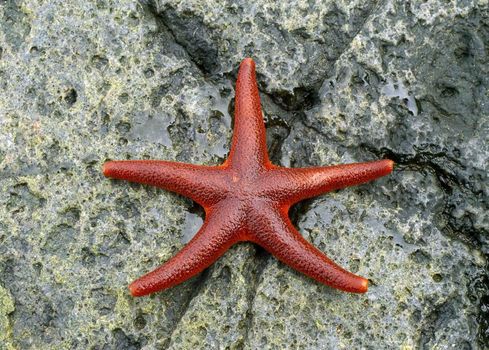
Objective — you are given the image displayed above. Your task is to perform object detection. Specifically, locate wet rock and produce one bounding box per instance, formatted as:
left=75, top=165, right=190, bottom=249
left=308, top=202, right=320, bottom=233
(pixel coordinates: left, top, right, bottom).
left=0, top=0, right=487, bottom=349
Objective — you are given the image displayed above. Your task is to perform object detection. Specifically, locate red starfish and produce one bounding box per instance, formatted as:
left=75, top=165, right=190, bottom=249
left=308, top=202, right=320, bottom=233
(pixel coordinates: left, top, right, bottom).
left=103, top=58, right=394, bottom=297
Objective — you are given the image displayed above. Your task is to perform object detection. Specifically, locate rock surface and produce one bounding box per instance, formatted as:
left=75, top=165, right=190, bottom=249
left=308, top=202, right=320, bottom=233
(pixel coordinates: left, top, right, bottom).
left=0, top=0, right=488, bottom=349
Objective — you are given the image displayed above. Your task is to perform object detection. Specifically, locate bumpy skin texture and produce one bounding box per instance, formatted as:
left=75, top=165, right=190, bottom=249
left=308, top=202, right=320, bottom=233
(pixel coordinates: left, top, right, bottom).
left=103, top=58, right=394, bottom=297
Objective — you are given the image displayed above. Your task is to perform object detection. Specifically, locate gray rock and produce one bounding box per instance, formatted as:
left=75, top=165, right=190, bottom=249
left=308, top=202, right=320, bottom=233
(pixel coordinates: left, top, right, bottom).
left=0, top=0, right=487, bottom=349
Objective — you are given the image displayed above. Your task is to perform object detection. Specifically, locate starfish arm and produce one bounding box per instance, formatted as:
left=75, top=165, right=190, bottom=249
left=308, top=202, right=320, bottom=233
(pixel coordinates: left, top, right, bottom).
left=226, top=58, right=270, bottom=171
left=129, top=202, right=244, bottom=296
left=103, top=160, right=228, bottom=207
left=251, top=207, right=368, bottom=293
left=260, top=159, right=394, bottom=204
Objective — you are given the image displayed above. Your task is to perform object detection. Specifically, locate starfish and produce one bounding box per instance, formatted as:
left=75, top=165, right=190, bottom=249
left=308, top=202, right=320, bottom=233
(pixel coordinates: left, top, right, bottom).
left=103, top=58, right=394, bottom=297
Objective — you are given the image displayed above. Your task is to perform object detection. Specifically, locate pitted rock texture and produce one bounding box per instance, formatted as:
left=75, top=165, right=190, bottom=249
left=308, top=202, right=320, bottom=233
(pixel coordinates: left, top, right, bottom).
left=0, top=0, right=487, bottom=349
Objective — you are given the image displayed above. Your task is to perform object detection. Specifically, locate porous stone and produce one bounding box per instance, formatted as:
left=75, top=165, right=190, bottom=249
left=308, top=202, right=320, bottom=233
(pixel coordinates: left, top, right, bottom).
left=0, top=0, right=487, bottom=349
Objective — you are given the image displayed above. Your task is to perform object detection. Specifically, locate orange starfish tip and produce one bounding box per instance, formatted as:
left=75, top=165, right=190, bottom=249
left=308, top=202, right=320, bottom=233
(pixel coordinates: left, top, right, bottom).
left=128, top=282, right=143, bottom=297
left=241, top=57, right=255, bottom=67
left=102, top=162, right=110, bottom=177
left=102, top=161, right=120, bottom=177
left=358, top=278, right=369, bottom=293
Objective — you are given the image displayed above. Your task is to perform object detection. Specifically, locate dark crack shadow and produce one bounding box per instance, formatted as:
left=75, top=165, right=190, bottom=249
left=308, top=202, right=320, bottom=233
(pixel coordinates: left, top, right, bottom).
left=365, top=145, right=487, bottom=250
left=160, top=268, right=211, bottom=349
left=143, top=0, right=219, bottom=76
left=365, top=145, right=489, bottom=347
left=239, top=247, right=270, bottom=349
left=333, top=0, right=383, bottom=66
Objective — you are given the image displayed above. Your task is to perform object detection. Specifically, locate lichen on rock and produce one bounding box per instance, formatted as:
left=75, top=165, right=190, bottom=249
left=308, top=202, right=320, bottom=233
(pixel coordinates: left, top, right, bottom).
left=0, top=0, right=487, bottom=349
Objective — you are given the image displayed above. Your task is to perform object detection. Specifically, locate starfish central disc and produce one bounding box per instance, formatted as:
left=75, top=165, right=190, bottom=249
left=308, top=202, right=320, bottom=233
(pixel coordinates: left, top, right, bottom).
left=103, top=58, right=394, bottom=297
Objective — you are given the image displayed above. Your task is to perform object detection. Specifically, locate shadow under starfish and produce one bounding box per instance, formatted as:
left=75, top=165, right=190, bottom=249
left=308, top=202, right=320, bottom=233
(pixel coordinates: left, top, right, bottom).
left=103, top=58, right=394, bottom=297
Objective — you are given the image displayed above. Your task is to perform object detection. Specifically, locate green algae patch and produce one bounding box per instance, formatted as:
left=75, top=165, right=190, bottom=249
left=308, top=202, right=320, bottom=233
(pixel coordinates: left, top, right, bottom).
left=0, top=285, right=15, bottom=350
